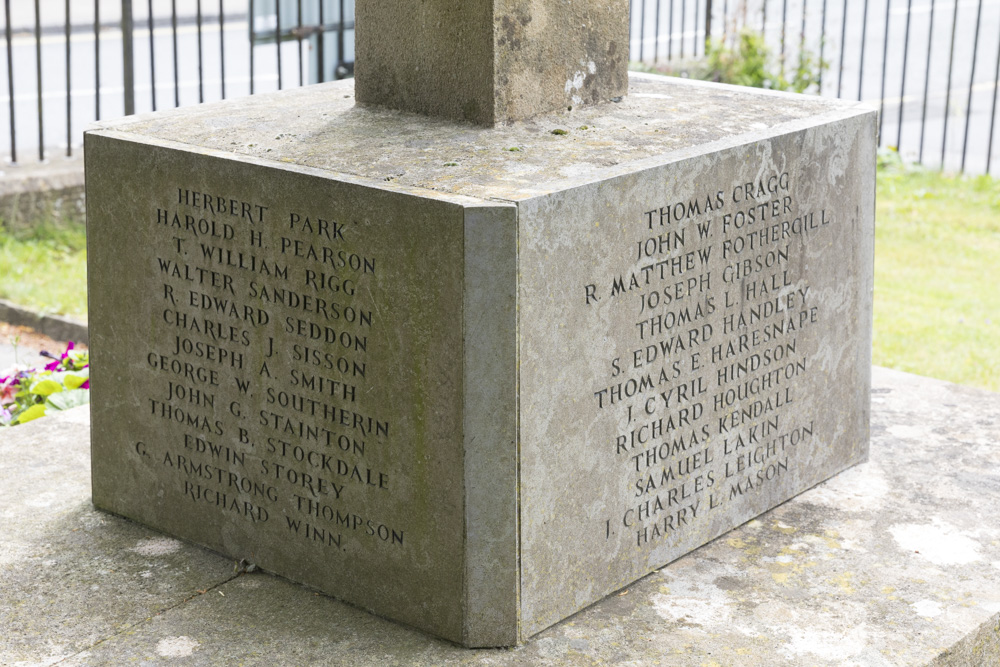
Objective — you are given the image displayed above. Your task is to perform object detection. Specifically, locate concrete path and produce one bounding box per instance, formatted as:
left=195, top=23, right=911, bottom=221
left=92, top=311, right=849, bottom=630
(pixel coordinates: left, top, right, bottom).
left=2, top=367, right=999, bottom=665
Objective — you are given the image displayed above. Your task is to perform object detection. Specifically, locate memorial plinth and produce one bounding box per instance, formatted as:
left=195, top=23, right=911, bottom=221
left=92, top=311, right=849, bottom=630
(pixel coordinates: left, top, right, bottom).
left=86, top=72, right=876, bottom=646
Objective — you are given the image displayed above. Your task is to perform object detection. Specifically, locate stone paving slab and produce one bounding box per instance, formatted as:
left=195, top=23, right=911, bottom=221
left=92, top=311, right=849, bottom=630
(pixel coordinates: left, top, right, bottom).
left=2, top=366, right=999, bottom=666
left=0, top=407, right=238, bottom=667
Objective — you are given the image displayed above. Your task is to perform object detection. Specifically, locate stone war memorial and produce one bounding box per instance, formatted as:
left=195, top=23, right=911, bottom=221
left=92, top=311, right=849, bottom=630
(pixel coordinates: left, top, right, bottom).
left=85, top=1, right=875, bottom=648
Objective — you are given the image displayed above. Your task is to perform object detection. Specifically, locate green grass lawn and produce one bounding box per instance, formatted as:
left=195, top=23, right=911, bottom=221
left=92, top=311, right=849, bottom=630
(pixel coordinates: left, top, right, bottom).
left=874, top=164, right=1000, bottom=391
left=0, top=221, right=88, bottom=321
left=1, top=167, right=998, bottom=390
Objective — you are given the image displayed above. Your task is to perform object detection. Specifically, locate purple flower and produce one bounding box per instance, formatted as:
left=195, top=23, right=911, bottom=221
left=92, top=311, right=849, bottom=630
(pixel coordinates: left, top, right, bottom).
left=42, top=342, right=81, bottom=371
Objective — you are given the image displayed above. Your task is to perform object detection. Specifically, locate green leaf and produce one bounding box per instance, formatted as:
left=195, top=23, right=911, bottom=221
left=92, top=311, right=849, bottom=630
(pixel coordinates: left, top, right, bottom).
left=65, top=351, right=89, bottom=370
left=14, top=404, right=46, bottom=424
left=64, top=369, right=90, bottom=390
left=46, top=389, right=90, bottom=411
left=30, top=379, right=64, bottom=397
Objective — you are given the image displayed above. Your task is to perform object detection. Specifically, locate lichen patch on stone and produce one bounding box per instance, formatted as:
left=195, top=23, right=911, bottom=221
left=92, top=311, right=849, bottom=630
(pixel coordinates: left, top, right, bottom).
left=780, top=626, right=869, bottom=661
left=911, top=599, right=944, bottom=618
left=155, top=636, right=200, bottom=657
left=130, top=537, right=183, bottom=557
left=886, top=424, right=925, bottom=439
left=889, top=522, right=982, bottom=565
left=652, top=591, right=734, bottom=628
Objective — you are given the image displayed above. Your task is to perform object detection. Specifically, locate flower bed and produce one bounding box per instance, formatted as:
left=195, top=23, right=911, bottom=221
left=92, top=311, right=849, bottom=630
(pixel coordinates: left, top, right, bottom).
left=0, top=342, right=89, bottom=426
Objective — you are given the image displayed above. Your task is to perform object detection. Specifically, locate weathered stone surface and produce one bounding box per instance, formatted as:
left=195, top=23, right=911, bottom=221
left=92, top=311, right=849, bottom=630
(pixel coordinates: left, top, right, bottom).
left=4, top=369, right=1000, bottom=665
left=0, top=406, right=237, bottom=666
left=86, top=140, right=508, bottom=644
left=98, top=75, right=854, bottom=200
left=354, top=0, right=628, bottom=125
left=86, top=73, right=875, bottom=645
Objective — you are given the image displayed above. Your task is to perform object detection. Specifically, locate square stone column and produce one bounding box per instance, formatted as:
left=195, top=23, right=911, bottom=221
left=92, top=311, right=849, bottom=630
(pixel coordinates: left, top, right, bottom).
left=354, top=0, right=629, bottom=125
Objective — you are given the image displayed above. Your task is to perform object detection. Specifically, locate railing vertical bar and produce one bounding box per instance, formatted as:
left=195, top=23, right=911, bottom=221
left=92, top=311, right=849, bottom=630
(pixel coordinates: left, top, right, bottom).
left=878, top=0, right=892, bottom=141
left=780, top=0, right=787, bottom=74
left=65, top=0, right=71, bottom=156
left=722, top=0, right=728, bottom=39
left=34, top=0, right=43, bottom=161
left=296, top=0, right=303, bottom=85
left=639, top=0, right=646, bottom=62
left=219, top=0, right=226, bottom=99
left=680, top=0, right=686, bottom=59
left=857, top=0, right=870, bottom=101
left=705, top=0, right=712, bottom=50
left=95, top=0, right=101, bottom=119
left=667, top=0, right=673, bottom=61
left=960, top=0, right=984, bottom=172
left=837, top=0, right=847, bottom=97
left=336, top=0, right=345, bottom=78
left=148, top=0, right=156, bottom=110
left=695, top=0, right=701, bottom=56
left=5, top=0, right=14, bottom=164
left=171, top=0, right=179, bottom=106
left=275, top=0, right=282, bottom=89
left=316, top=0, right=324, bottom=82
left=941, top=0, right=959, bottom=168
left=654, top=0, right=659, bottom=56
left=196, top=0, right=204, bottom=102
left=762, top=0, right=767, bottom=36
left=818, top=0, right=828, bottom=93
left=798, top=0, right=807, bottom=85
left=986, top=14, right=1000, bottom=174
left=895, top=0, right=912, bottom=150
left=653, top=0, right=661, bottom=62
left=918, top=0, right=934, bottom=163
left=250, top=0, right=257, bottom=93
left=122, top=0, right=135, bottom=116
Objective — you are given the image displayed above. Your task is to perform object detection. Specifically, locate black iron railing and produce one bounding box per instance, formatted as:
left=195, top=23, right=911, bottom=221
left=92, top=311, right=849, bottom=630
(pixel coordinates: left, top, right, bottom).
left=630, top=0, right=1000, bottom=174
left=1, top=0, right=353, bottom=166
left=2, top=1, right=997, bottom=174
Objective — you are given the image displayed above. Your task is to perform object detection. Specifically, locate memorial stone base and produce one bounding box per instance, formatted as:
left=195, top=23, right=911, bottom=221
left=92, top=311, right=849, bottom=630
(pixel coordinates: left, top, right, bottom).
left=86, top=73, right=876, bottom=647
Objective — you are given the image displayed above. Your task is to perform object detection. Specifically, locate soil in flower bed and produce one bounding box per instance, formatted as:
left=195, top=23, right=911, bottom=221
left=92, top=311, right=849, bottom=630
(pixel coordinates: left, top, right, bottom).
left=0, top=322, right=86, bottom=355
